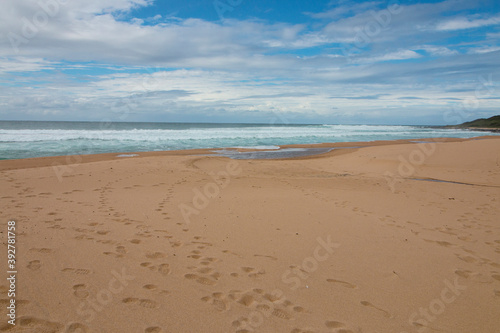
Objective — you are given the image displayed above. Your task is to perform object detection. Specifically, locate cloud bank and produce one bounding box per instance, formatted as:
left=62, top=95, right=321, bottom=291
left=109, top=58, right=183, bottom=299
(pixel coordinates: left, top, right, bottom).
left=0, top=0, right=499, bottom=125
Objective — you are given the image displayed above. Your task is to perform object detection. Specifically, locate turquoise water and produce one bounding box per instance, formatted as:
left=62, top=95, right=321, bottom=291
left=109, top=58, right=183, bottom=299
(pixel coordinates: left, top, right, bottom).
left=0, top=121, right=497, bottom=160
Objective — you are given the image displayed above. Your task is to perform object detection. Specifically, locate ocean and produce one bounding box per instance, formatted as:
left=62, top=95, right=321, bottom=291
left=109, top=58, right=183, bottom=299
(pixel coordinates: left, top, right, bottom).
left=0, top=121, right=498, bottom=160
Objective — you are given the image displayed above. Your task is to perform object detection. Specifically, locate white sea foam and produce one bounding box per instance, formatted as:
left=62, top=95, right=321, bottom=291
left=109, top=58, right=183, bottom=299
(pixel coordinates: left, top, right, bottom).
left=0, top=123, right=497, bottom=160
left=0, top=125, right=476, bottom=143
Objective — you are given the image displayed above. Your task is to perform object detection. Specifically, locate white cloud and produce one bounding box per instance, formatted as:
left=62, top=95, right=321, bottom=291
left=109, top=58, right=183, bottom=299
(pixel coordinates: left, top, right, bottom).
left=419, top=45, right=458, bottom=56
left=0, top=1, right=312, bottom=70
left=0, top=0, right=499, bottom=124
left=355, top=49, right=421, bottom=63
left=0, top=57, right=57, bottom=73
left=468, top=46, right=500, bottom=54
left=436, top=15, right=500, bottom=31
left=307, top=1, right=382, bottom=20
left=486, top=31, right=500, bottom=38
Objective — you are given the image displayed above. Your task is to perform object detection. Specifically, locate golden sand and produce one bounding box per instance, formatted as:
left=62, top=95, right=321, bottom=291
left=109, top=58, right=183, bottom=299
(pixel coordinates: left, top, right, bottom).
left=1, top=137, right=499, bottom=332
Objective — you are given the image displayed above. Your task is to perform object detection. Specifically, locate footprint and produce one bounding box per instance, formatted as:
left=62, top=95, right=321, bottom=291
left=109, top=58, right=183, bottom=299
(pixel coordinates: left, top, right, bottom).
left=0, top=316, right=64, bottom=332
left=184, top=273, right=216, bottom=286
left=184, top=273, right=197, bottom=280
left=291, top=329, right=316, bottom=333
left=116, top=246, right=127, bottom=254
left=122, top=297, right=139, bottom=304
left=73, top=284, right=89, bottom=299
left=122, top=298, right=158, bottom=309
left=293, top=306, right=305, bottom=313
left=423, top=239, right=454, bottom=247
left=326, top=279, right=357, bottom=289
left=201, top=292, right=230, bottom=312
left=455, top=270, right=471, bottom=279
left=29, top=248, right=53, bottom=254
left=272, top=308, right=291, bottom=320
left=263, top=292, right=282, bottom=303
left=248, top=269, right=266, bottom=278
left=62, top=268, right=92, bottom=275
left=197, top=276, right=217, bottom=286
left=205, top=257, right=218, bottom=262
left=146, top=252, right=166, bottom=259
left=0, top=299, right=29, bottom=307
left=237, top=294, right=255, bottom=307
left=325, top=320, right=345, bottom=328
left=143, top=284, right=157, bottom=290
left=27, top=260, right=41, bottom=270
left=197, top=267, right=213, bottom=274
left=257, top=304, right=271, bottom=311
left=456, top=254, right=477, bottom=263
left=66, top=322, right=90, bottom=332
left=158, top=264, right=171, bottom=276
left=254, top=254, right=278, bottom=261
left=232, top=317, right=251, bottom=332
left=103, top=251, right=124, bottom=258
left=139, top=299, right=158, bottom=309
left=492, top=274, right=500, bottom=281
left=145, top=327, right=162, bottom=333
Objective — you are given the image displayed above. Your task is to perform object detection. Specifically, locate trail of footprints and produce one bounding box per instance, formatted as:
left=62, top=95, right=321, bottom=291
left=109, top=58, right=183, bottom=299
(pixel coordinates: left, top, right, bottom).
left=0, top=316, right=90, bottom=333
left=184, top=249, right=221, bottom=286
left=179, top=239, right=366, bottom=332
left=140, top=261, right=171, bottom=276
left=215, top=288, right=303, bottom=326
left=207, top=287, right=358, bottom=333
left=380, top=208, right=500, bottom=299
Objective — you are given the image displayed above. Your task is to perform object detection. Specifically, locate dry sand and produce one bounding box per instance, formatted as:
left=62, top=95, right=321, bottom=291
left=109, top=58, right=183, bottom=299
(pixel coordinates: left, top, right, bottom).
left=1, top=136, right=500, bottom=333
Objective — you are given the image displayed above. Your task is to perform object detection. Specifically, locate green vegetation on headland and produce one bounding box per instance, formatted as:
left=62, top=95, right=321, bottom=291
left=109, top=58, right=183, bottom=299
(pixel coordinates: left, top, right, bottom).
left=446, top=115, right=500, bottom=132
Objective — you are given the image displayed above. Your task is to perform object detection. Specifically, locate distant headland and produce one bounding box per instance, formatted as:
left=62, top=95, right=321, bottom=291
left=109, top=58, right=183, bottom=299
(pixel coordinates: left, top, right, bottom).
left=447, top=115, right=500, bottom=132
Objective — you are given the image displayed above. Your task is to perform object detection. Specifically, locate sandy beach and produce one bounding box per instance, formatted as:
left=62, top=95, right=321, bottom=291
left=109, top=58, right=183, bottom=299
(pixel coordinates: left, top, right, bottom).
left=1, top=136, right=500, bottom=333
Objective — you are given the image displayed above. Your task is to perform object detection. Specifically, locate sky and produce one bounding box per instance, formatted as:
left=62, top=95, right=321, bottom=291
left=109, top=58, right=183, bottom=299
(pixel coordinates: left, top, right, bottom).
left=0, top=0, right=499, bottom=125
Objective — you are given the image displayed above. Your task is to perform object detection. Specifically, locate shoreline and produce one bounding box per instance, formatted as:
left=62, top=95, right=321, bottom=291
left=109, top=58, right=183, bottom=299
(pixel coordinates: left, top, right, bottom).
left=441, top=127, right=500, bottom=133
left=1, top=135, right=499, bottom=171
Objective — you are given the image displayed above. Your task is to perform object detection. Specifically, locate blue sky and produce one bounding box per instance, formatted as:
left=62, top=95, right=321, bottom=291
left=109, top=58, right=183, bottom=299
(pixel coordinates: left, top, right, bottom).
left=0, top=0, right=499, bottom=125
